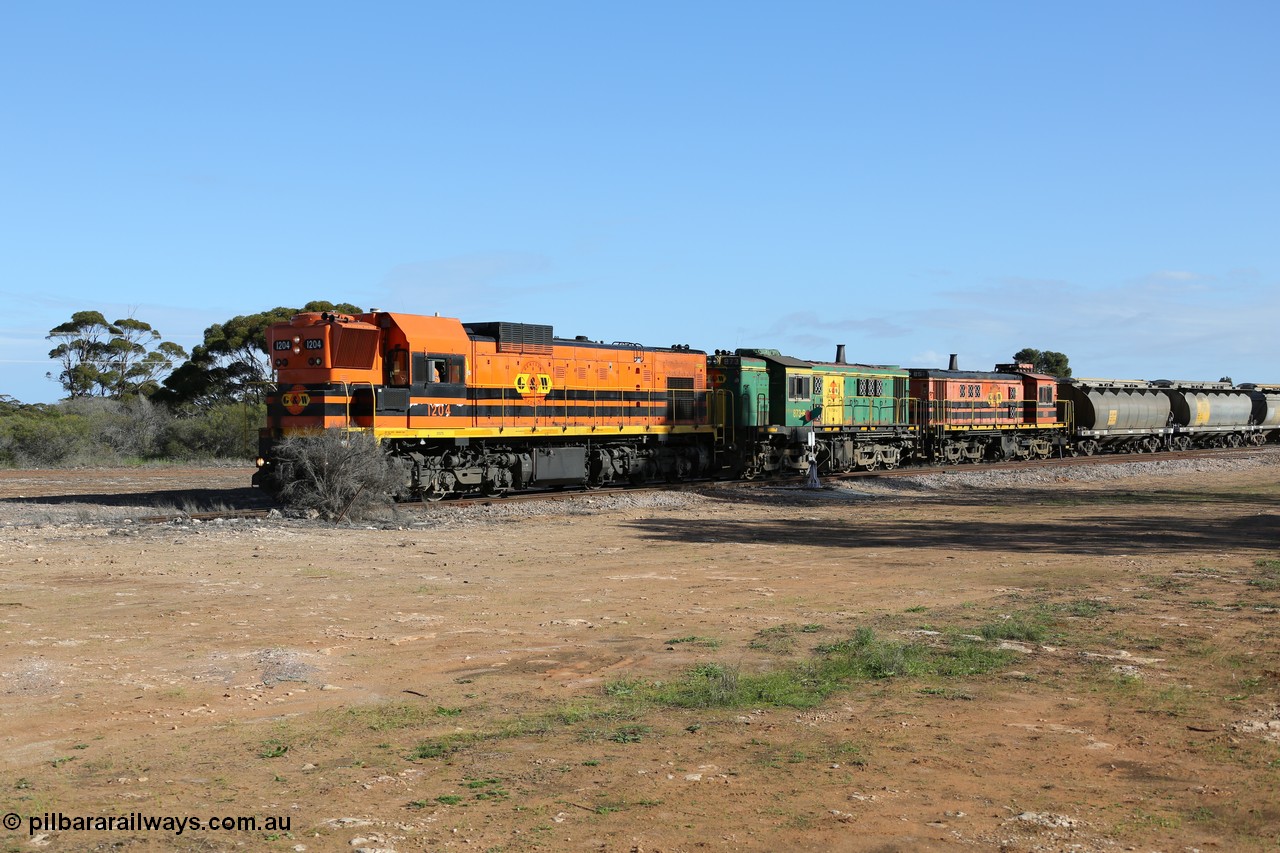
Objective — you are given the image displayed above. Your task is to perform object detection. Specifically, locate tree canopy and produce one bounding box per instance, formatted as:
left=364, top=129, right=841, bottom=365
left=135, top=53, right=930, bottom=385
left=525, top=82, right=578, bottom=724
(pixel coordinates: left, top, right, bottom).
left=46, top=312, right=187, bottom=399
left=154, top=301, right=362, bottom=408
left=1012, top=348, right=1072, bottom=377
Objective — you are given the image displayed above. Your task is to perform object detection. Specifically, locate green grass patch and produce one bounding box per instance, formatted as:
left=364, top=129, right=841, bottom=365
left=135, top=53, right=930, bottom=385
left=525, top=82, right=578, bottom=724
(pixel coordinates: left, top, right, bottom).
left=257, top=739, right=289, bottom=759
left=747, top=623, right=822, bottom=654
left=607, top=724, right=651, bottom=744
left=978, top=614, right=1047, bottom=642
left=401, top=623, right=1019, bottom=761
left=408, top=735, right=471, bottom=760
left=1143, top=574, right=1191, bottom=594
left=649, top=627, right=1014, bottom=710
left=408, top=703, right=632, bottom=761
left=664, top=636, right=722, bottom=649
left=1055, top=599, right=1120, bottom=618
left=603, top=677, right=645, bottom=698
left=332, top=701, right=441, bottom=732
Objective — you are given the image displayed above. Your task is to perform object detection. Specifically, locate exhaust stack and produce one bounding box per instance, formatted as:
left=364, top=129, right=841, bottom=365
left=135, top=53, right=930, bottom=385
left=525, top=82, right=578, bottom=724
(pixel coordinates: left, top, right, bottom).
left=948, top=354, right=959, bottom=371
left=835, top=344, right=846, bottom=364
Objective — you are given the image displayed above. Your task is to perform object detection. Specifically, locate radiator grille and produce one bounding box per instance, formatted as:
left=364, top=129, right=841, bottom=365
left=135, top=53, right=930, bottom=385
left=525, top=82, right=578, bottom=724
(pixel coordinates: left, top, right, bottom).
left=332, top=327, right=379, bottom=369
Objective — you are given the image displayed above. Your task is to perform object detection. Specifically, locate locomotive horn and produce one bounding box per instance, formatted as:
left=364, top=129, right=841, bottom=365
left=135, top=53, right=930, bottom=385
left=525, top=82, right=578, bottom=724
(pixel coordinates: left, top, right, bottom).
left=948, top=354, right=959, bottom=370
left=835, top=344, right=846, bottom=364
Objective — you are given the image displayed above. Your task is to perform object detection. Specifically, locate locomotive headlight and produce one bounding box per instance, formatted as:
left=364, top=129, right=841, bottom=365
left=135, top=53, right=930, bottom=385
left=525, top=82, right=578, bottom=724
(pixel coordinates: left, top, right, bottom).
left=293, top=346, right=301, bottom=354
left=255, top=457, right=265, bottom=467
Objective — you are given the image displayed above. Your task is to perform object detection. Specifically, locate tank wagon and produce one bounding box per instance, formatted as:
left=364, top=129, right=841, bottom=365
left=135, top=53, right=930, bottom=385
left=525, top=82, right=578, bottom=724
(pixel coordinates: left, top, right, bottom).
left=254, top=310, right=713, bottom=499
left=708, top=345, right=916, bottom=477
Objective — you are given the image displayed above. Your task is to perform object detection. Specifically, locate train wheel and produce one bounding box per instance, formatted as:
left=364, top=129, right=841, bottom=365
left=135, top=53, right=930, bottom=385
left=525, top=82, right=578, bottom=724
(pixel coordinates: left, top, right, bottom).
left=1079, top=440, right=1097, bottom=456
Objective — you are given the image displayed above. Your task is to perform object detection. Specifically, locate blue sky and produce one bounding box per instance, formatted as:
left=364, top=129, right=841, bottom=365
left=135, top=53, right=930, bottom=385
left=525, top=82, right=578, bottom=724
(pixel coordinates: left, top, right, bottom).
left=3, top=1, right=1277, bottom=403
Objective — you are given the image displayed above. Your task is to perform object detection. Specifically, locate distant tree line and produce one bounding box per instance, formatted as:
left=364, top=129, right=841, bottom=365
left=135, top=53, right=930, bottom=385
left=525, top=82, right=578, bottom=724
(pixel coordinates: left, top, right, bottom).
left=1, top=301, right=360, bottom=467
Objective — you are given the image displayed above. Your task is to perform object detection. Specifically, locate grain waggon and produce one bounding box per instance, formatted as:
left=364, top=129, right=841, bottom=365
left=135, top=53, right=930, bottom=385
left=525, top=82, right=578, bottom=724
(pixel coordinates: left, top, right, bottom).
left=1059, top=378, right=1269, bottom=454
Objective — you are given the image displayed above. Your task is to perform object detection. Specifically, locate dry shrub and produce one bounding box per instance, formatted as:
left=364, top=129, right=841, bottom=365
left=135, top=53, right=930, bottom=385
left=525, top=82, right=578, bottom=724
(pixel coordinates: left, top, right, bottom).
left=272, top=430, right=404, bottom=521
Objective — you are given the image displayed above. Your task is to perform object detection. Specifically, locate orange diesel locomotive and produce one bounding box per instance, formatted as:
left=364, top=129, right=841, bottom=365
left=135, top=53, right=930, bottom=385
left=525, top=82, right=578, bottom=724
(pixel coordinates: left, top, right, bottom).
left=255, top=310, right=713, bottom=499
left=908, top=359, right=1065, bottom=463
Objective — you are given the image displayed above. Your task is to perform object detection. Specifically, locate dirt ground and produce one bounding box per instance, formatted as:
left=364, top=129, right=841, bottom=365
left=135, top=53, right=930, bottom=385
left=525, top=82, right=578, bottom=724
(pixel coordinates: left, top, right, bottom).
left=1, top=454, right=1279, bottom=852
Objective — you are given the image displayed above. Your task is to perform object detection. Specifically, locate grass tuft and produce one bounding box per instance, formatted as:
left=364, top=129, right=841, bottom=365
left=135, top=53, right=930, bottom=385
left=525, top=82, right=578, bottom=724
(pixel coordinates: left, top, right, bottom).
left=979, top=615, right=1047, bottom=642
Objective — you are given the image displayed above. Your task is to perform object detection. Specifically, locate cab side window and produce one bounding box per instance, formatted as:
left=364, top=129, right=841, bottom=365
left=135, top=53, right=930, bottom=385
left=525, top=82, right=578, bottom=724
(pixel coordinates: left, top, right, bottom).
left=412, top=353, right=465, bottom=387
left=386, top=349, right=409, bottom=386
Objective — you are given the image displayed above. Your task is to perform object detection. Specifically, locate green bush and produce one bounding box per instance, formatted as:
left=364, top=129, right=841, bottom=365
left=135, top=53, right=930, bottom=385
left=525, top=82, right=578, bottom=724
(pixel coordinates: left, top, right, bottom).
left=0, top=404, right=95, bottom=466
left=163, top=402, right=263, bottom=459
left=0, top=398, right=262, bottom=466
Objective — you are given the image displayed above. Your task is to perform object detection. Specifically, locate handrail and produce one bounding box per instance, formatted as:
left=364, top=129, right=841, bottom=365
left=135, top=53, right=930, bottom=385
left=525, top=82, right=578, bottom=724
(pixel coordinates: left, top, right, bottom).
left=341, top=380, right=376, bottom=435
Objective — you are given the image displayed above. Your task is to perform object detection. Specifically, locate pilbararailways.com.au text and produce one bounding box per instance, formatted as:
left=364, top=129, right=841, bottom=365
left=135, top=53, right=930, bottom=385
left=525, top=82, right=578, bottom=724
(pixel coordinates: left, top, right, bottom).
left=7, top=811, right=291, bottom=836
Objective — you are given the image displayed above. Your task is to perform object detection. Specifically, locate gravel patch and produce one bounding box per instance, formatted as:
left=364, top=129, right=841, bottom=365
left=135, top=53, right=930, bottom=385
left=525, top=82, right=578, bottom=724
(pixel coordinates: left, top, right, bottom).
left=837, top=450, right=1279, bottom=494
left=402, top=489, right=709, bottom=529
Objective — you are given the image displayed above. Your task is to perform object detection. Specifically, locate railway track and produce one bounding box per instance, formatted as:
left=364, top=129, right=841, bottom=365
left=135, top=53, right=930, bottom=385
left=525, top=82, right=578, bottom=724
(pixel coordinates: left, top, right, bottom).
left=135, top=445, right=1275, bottom=524
left=777, top=444, right=1265, bottom=483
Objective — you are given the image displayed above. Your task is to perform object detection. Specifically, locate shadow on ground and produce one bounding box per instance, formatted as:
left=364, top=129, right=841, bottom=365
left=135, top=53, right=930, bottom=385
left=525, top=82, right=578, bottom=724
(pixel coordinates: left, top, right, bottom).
left=0, top=487, right=272, bottom=511
left=635, top=489, right=1280, bottom=555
